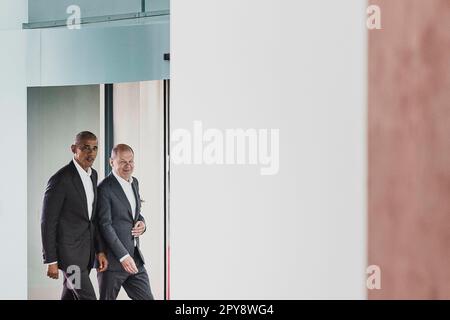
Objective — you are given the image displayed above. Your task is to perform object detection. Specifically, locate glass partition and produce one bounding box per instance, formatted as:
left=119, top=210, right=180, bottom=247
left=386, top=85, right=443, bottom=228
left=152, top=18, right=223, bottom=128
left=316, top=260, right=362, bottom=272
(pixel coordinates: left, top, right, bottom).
left=145, top=0, right=169, bottom=12
left=28, top=0, right=143, bottom=23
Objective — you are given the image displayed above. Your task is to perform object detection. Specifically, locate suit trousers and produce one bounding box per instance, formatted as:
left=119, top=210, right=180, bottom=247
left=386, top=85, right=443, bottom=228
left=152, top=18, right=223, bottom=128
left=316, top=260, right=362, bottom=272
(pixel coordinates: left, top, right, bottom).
left=61, top=269, right=96, bottom=300
left=97, top=249, right=154, bottom=300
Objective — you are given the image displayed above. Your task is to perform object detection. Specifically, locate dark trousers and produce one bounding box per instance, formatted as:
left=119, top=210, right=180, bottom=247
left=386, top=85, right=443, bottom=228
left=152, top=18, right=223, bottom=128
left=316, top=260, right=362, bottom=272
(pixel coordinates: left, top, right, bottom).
left=61, top=269, right=96, bottom=300
left=98, top=250, right=154, bottom=300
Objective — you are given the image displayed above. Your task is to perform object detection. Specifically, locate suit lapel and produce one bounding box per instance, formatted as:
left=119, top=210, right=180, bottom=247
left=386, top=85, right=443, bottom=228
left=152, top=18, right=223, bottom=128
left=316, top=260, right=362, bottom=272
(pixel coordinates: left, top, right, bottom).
left=109, top=174, right=134, bottom=221
left=70, top=161, right=89, bottom=220
left=90, top=171, right=98, bottom=220
left=131, top=180, right=140, bottom=224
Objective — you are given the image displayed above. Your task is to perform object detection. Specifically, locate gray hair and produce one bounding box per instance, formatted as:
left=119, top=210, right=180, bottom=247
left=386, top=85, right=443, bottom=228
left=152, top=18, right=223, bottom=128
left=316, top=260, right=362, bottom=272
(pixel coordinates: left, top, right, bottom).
left=110, top=144, right=134, bottom=159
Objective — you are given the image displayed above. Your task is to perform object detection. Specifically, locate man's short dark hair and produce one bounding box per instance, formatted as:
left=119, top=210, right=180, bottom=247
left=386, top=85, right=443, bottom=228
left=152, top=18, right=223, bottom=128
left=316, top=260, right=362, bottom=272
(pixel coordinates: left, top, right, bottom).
left=74, top=131, right=97, bottom=145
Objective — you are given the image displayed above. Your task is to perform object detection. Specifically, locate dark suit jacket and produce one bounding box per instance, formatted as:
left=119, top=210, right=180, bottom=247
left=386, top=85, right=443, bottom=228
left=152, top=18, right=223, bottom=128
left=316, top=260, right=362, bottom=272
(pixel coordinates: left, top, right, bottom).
left=41, top=161, right=105, bottom=271
left=97, top=173, right=146, bottom=272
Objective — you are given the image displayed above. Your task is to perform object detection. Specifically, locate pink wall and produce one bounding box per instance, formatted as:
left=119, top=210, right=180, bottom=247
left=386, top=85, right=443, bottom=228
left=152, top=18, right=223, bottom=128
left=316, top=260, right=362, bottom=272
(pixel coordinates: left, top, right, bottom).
left=369, top=0, right=450, bottom=299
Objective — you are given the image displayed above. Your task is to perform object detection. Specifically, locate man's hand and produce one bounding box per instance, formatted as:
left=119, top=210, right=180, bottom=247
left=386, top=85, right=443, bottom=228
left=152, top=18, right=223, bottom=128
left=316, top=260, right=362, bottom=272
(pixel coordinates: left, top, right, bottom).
left=96, top=252, right=108, bottom=272
left=121, top=256, right=138, bottom=274
left=47, top=263, right=59, bottom=279
left=132, top=221, right=146, bottom=237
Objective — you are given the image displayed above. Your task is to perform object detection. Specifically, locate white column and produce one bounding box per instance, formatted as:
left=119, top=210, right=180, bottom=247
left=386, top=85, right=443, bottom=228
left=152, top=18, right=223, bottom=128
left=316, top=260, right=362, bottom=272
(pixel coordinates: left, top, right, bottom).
left=0, top=0, right=28, bottom=299
left=170, top=0, right=367, bottom=299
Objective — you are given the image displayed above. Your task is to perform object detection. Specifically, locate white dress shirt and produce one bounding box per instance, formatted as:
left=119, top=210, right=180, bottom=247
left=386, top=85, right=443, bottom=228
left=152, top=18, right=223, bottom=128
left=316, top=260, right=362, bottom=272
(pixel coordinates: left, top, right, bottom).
left=112, top=170, right=138, bottom=262
left=73, top=158, right=95, bottom=221
left=46, top=158, right=95, bottom=266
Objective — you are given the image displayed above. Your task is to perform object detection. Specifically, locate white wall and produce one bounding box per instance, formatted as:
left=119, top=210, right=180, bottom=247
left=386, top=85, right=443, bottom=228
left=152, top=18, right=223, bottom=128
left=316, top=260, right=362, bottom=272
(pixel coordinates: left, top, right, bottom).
left=170, top=0, right=367, bottom=299
left=0, top=0, right=28, bottom=300
left=113, top=81, right=165, bottom=299
left=27, top=85, right=101, bottom=299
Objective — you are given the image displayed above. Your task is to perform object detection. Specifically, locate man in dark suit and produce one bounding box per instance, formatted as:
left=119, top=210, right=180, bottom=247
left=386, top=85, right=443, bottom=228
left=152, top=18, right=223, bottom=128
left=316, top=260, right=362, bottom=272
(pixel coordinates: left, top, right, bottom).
left=97, top=144, right=153, bottom=300
left=41, top=131, right=108, bottom=300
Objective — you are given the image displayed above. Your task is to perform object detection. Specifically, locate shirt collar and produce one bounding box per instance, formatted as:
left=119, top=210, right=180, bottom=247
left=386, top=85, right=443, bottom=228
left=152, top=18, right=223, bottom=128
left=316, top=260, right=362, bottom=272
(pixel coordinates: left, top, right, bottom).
left=73, top=157, right=92, bottom=177
left=112, top=169, right=133, bottom=185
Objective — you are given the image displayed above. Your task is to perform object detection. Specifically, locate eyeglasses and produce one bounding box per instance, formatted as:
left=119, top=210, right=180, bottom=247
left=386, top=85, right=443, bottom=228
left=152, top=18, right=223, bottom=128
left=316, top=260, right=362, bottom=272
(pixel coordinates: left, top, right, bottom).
left=77, top=145, right=98, bottom=153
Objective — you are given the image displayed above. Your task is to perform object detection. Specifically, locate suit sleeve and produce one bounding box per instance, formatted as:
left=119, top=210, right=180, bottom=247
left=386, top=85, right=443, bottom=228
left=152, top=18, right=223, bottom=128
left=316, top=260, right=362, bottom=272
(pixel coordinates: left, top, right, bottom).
left=41, top=174, right=65, bottom=264
left=92, top=171, right=107, bottom=255
left=97, top=185, right=129, bottom=261
left=94, top=224, right=106, bottom=254
left=138, top=213, right=146, bottom=234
